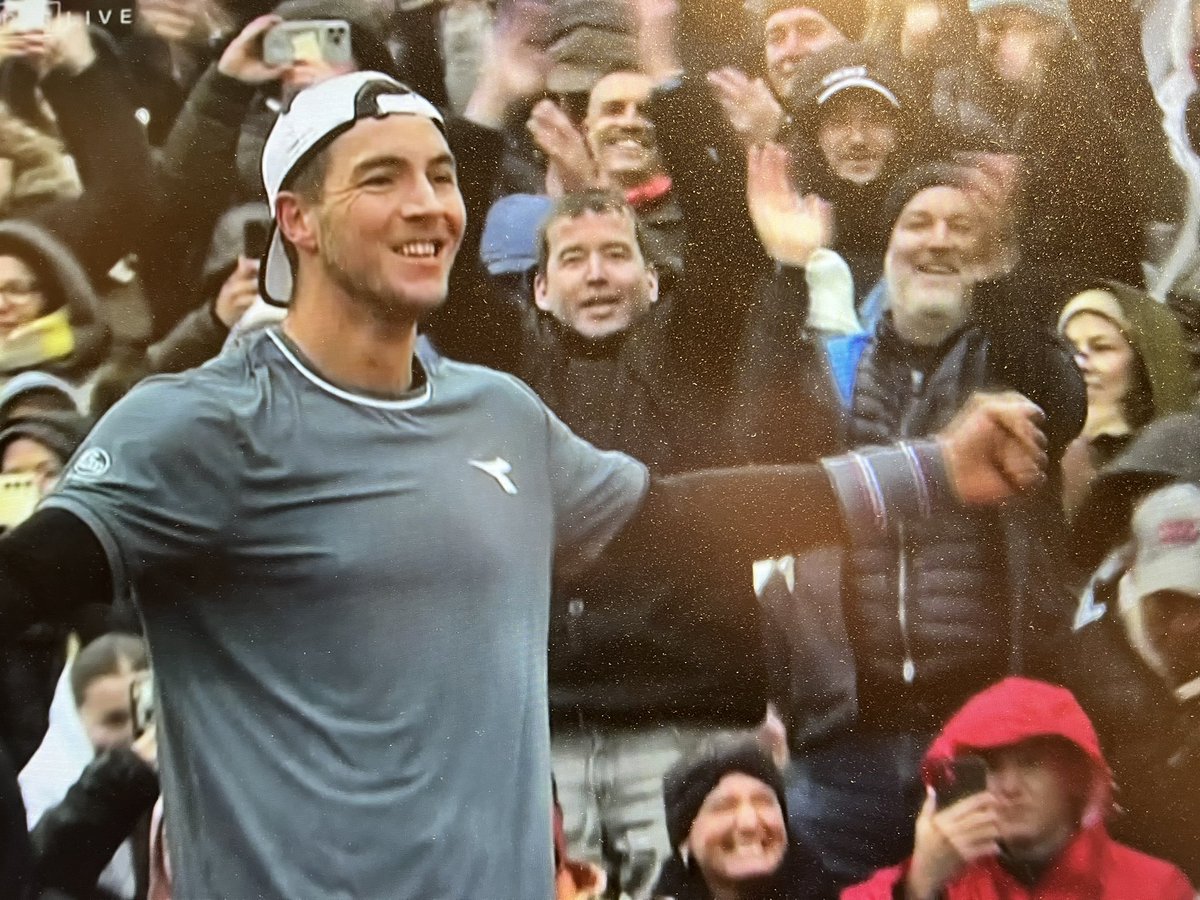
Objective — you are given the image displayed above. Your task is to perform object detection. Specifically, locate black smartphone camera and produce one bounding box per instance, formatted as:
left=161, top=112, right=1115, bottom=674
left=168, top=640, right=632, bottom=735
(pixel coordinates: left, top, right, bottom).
left=933, top=754, right=989, bottom=810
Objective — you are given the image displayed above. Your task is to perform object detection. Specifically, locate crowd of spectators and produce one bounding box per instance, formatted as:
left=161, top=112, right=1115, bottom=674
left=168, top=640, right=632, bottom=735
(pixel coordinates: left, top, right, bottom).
left=0, top=0, right=1195, bottom=897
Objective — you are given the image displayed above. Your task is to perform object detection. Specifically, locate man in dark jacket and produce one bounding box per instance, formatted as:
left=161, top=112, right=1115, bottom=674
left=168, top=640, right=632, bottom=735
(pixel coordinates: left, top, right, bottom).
left=431, top=40, right=796, bottom=892
left=772, top=161, right=1086, bottom=886
left=1065, top=409, right=1200, bottom=884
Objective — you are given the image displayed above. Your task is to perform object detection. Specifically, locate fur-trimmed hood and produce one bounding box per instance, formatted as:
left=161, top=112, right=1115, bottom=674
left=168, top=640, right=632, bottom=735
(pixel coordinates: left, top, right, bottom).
left=0, top=218, right=108, bottom=380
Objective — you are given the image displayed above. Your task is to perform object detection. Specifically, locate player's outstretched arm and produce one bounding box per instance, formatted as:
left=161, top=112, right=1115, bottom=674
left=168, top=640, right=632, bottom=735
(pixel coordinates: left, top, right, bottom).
left=0, top=508, right=112, bottom=635
left=607, top=392, right=1047, bottom=567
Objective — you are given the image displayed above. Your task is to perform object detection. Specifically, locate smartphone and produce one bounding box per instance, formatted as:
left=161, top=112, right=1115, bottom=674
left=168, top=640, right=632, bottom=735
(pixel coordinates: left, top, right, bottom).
left=243, top=219, right=271, bottom=262
left=934, top=755, right=989, bottom=809
left=129, top=670, right=154, bottom=739
left=263, top=20, right=352, bottom=67
left=0, top=473, right=38, bottom=529
left=4, top=0, right=52, bottom=33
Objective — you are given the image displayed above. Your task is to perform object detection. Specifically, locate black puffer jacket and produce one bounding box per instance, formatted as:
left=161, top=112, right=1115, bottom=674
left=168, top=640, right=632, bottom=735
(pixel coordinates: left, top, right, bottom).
left=773, top=276, right=1086, bottom=738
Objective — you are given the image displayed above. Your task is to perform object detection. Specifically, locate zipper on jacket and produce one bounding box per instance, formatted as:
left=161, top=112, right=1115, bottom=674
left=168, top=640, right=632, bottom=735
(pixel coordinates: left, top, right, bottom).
left=896, top=368, right=924, bottom=685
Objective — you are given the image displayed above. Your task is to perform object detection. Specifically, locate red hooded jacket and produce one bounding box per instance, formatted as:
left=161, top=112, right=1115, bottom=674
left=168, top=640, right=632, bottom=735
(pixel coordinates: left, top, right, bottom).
left=843, top=678, right=1194, bottom=900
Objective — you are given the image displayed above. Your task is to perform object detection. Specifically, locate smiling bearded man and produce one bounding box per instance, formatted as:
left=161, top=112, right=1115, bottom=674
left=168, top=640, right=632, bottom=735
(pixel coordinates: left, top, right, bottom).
left=774, top=160, right=1087, bottom=886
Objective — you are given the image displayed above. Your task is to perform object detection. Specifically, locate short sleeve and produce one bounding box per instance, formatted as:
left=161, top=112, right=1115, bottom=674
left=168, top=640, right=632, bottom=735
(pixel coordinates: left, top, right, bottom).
left=41, top=376, right=241, bottom=599
left=542, top=402, right=649, bottom=575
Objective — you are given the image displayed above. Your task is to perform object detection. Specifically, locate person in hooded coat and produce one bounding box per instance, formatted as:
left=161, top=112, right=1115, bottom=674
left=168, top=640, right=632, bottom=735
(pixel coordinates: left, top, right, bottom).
left=784, top=43, right=932, bottom=309
left=1062, top=407, right=1200, bottom=884
left=1057, top=282, right=1195, bottom=516
left=844, top=677, right=1193, bottom=900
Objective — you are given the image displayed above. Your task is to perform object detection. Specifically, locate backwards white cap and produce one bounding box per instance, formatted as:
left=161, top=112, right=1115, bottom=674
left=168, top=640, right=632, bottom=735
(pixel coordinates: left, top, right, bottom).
left=258, top=71, right=445, bottom=306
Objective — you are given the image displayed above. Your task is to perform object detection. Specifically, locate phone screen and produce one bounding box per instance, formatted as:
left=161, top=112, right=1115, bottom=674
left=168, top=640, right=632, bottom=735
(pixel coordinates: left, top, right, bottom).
left=0, top=473, right=39, bottom=529
left=6, top=0, right=51, bottom=32
left=243, top=220, right=271, bottom=261
left=934, top=755, right=989, bottom=809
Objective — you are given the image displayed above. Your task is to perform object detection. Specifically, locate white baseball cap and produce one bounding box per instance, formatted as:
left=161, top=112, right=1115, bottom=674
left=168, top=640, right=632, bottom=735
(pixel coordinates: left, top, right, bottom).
left=1118, top=483, right=1200, bottom=676
left=259, top=71, right=446, bottom=306
left=1121, top=483, right=1200, bottom=604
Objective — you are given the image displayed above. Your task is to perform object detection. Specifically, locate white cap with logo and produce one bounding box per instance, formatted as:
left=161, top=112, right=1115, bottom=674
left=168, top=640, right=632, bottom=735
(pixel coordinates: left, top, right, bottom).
left=258, top=71, right=445, bottom=306
left=1118, top=482, right=1200, bottom=676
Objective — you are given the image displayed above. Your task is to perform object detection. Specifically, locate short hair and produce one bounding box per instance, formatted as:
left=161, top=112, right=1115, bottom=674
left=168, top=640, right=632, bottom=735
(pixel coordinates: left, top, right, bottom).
left=70, top=632, right=148, bottom=708
left=284, top=145, right=331, bottom=205
left=277, top=146, right=331, bottom=275
left=535, top=190, right=649, bottom=275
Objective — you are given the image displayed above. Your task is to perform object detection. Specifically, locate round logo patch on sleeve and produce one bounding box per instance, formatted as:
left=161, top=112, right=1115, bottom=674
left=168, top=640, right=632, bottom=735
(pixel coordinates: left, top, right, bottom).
left=70, top=448, right=112, bottom=482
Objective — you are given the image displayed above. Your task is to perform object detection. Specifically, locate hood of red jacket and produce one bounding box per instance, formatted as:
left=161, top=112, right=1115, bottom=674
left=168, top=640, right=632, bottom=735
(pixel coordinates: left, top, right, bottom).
left=922, top=677, right=1113, bottom=823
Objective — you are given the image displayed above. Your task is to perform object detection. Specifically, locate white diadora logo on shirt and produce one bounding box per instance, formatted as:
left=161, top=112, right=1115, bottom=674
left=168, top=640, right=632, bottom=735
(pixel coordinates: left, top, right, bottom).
left=70, top=448, right=112, bottom=481
left=469, top=457, right=517, bottom=495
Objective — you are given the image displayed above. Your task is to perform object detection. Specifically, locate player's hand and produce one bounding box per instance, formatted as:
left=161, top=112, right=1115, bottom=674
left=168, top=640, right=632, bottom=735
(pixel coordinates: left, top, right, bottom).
left=706, top=67, right=784, bottom=148
left=214, top=256, right=261, bottom=328
left=218, top=14, right=287, bottom=84
left=937, top=392, right=1047, bottom=505
left=747, top=142, right=832, bottom=267
left=906, top=788, right=1000, bottom=900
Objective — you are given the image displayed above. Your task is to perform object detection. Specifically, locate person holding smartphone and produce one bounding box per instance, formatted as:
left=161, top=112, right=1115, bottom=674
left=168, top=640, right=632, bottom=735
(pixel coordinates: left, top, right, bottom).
left=26, top=633, right=157, bottom=900
left=844, top=677, right=1193, bottom=900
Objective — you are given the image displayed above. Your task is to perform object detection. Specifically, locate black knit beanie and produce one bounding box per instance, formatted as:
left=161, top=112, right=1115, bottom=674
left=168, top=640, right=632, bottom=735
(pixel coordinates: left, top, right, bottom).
left=662, top=738, right=787, bottom=853
left=745, top=0, right=867, bottom=42
left=881, top=161, right=969, bottom=238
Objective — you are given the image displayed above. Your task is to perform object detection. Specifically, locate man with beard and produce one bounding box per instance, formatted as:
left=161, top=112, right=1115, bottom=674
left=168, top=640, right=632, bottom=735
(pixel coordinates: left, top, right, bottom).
left=0, top=71, right=1050, bottom=898
left=769, top=162, right=1086, bottom=886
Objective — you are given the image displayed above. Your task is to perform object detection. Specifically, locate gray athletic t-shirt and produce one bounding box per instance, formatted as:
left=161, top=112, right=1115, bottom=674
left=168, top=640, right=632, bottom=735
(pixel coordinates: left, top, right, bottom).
left=45, top=330, right=649, bottom=899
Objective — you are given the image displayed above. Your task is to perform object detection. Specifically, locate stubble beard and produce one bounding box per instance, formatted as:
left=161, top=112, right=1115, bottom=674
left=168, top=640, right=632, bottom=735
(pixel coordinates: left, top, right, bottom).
left=318, top=216, right=446, bottom=329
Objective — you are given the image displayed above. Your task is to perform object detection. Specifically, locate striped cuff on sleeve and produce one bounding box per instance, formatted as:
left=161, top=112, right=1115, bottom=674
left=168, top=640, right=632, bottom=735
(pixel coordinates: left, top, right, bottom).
left=821, top=440, right=953, bottom=539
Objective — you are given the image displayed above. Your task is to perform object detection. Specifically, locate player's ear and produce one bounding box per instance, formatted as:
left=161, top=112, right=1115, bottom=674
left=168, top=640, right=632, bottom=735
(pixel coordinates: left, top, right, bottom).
left=276, top=192, right=319, bottom=255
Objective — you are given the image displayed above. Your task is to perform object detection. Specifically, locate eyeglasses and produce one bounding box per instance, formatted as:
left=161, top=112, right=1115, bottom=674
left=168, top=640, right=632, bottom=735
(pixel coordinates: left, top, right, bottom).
left=0, top=282, right=41, bottom=305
